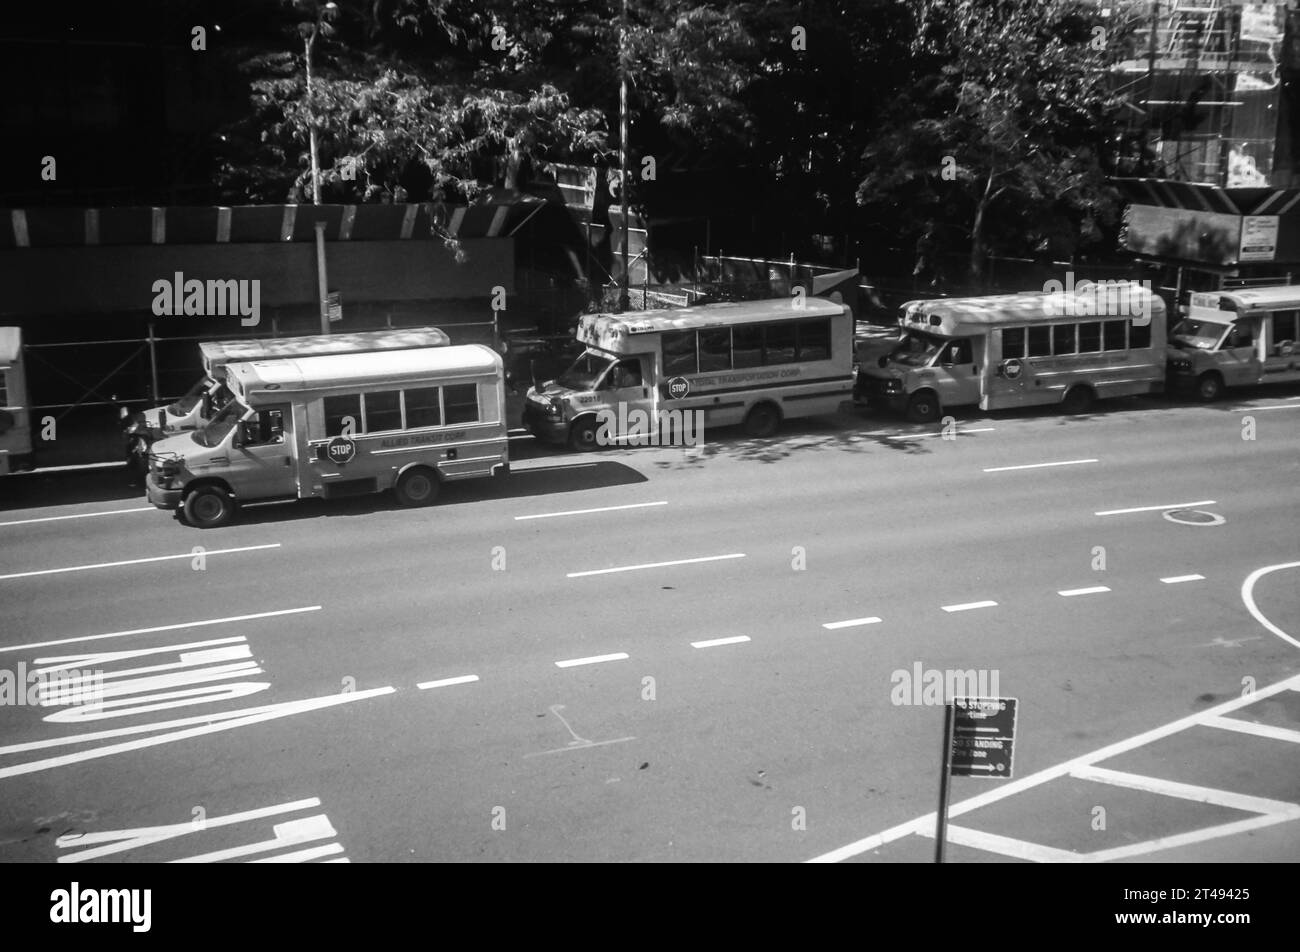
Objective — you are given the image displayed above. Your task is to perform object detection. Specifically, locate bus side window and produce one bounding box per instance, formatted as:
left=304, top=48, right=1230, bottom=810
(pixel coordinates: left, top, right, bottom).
left=1226, top=322, right=1254, bottom=350
left=1027, top=326, right=1051, bottom=357
left=1002, top=327, right=1025, bottom=359
left=609, top=360, right=643, bottom=390
left=1130, top=321, right=1151, bottom=349
left=1270, top=310, right=1297, bottom=353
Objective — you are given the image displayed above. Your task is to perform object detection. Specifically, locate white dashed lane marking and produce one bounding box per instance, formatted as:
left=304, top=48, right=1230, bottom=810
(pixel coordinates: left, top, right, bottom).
left=416, top=675, right=479, bottom=690
left=822, top=617, right=882, bottom=630
left=516, top=501, right=667, bottom=521
left=567, top=553, right=745, bottom=578
left=0, top=544, right=282, bottom=581
left=941, top=600, right=998, bottom=613
left=690, top=636, right=750, bottom=649
left=0, top=507, right=154, bottom=528
left=1161, top=574, right=1205, bottom=584
left=1058, top=586, right=1111, bottom=597
left=554, top=653, right=629, bottom=668
left=1095, top=500, right=1215, bottom=516
left=983, top=458, right=1097, bottom=473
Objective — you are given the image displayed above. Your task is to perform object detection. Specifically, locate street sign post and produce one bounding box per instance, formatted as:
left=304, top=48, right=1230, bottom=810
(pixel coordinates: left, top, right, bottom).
left=935, top=696, right=1018, bottom=863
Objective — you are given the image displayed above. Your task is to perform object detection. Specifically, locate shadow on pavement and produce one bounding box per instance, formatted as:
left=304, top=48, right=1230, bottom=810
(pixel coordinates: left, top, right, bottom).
left=1, top=464, right=142, bottom=513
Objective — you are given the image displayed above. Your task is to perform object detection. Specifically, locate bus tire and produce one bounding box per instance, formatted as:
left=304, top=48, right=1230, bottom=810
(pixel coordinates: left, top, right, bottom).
left=183, top=484, right=237, bottom=529
left=1061, top=385, right=1094, bottom=415
left=1195, top=372, right=1223, bottom=402
left=743, top=402, right=781, bottom=438
left=394, top=466, right=440, bottom=507
left=568, top=416, right=600, bottom=451
left=905, top=390, right=940, bottom=424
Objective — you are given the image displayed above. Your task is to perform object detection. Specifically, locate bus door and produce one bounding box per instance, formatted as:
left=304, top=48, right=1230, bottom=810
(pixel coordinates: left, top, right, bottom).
left=601, top=355, right=656, bottom=441
left=933, top=337, right=981, bottom=409
left=231, top=405, right=296, bottom=500
left=1263, top=310, right=1300, bottom=381
left=1220, top=318, right=1263, bottom=386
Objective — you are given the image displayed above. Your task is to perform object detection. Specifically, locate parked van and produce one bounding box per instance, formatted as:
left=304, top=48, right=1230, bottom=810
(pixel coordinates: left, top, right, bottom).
left=1168, top=286, right=1300, bottom=400
left=523, top=297, right=853, bottom=448
left=125, top=327, right=452, bottom=471
left=0, top=327, right=33, bottom=475
left=858, top=283, right=1167, bottom=421
left=145, top=345, right=508, bottom=528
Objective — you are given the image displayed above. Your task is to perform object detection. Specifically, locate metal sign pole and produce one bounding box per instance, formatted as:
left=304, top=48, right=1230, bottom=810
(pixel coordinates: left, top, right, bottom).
left=935, top=702, right=955, bottom=863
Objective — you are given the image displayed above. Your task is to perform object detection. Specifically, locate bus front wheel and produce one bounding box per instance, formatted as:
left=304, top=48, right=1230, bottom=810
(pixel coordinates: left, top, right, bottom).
left=394, top=467, right=440, bottom=507
left=1195, top=372, right=1223, bottom=402
left=183, top=485, right=237, bottom=529
left=569, top=418, right=600, bottom=451
left=743, top=403, right=781, bottom=438
left=905, top=391, right=940, bottom=424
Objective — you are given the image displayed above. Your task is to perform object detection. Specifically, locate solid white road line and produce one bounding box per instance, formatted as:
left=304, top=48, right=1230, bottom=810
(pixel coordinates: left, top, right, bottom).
left=1242, top=561, right=1300, bottom=651
left=1161, top=574, right=1205, bottom=584
left=919, top=826, right=1080, bottom=863
left=554, top=652, right=629, bottom=668
left=983, top=458, right=1097, bottom=473
left=822, top=617, right=882, bottom=630
left=0, top=507, right=154, bottom=528
left=416, top=675, right=480, bottom=690
left=249, top=843, right=346, bottom=863
left=0, top=543, right=281, bottom=582
left=1058, top=586, right=1111, bottom=597
left=1249, top=403, right=1300, bottom=411
left=1095, top=500, right=1215, bottom=516
left=941, top=600, right=998, bottom=613
left=1071, top=764, right=1298, bottom=816
left=1201, top=715, right=1300, bottom=745
left=516, top=501, right=667, bottom=520
left=690, top=635, right=750, bottom=648
left=890, top=427, right=997, bottom=440
left=805, top=671, right=1300, bottom=863
left=0, top=605, right=322, bottom=654
left=567, top=553, right=745, bottom=578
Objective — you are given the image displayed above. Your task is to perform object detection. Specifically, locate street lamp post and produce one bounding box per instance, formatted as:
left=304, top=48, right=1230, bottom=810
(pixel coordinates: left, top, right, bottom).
left=301, top=1, right=337, bottom=206
left=617, top=0, right=630, bottom=313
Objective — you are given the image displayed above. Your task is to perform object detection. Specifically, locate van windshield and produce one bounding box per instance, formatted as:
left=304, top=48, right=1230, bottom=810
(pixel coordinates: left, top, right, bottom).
left=557, top=352, right=614, bottom=390
left=890, top=332, right=947, bottom=368
left=1171, top=318, right=1228, bottom=351
left=168, top=376, right=216, bottom=415
left=193, top=399, right=247, bottom=448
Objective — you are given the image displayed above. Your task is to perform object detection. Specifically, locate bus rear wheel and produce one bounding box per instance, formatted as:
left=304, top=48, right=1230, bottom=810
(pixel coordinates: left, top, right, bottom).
left=183, top=485, right=237, bottom=529
left=743, top=403, right=780, bottom=438
left=394, top=467, right=440, bottom=507
left=905, top=391, right=940, bottom=424
left=1061, top=385, right=1094, bottom=415
left=1195, top=372, right=1223, bottom=402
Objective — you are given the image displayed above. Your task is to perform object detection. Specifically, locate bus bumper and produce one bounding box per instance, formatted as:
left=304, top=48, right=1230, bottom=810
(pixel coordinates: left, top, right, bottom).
left=522, top=403, right=567, bottom=445
left=146, top=473, right=184, bottom=511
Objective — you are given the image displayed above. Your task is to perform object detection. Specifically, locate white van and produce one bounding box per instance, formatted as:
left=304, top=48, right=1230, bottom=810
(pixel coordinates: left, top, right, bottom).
left=0, top=327, right=32, bottom=475
left=145, top=345, right=508, bottom=527
left=523, top=298, right=853, bottom=448
left=858, top=283, right=1167, bottom=421
left=125, top=327, right=452, bottom=471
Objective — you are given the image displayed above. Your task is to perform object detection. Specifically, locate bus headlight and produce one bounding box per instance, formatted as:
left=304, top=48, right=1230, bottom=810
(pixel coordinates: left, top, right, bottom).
left=883, top=378, right=903, bottom=394
left=1170, top=358, right=1192, bottom=373
left=547, top=397, right=565, bottom=418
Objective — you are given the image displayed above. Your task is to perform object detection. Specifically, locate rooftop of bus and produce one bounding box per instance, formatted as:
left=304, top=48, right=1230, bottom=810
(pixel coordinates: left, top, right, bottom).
left=584, top=297, right=845, bottom=335
left=900, top=284, right=1164, bottom=328
left=1199, top=285, right=1300, bottom=313
left=225, top=343, right=500, bottom=394
left=200, top=326, right=452, bottom=366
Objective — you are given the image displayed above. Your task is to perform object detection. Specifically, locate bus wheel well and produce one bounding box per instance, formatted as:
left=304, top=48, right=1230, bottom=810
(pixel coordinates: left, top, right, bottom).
left=743, top=401, right=782, bottom=437
left=185, top=477, right=234, bottom=498
left=1061, top=384, right=1094, bottom=414
left=395, top=461, right=441, bottom=482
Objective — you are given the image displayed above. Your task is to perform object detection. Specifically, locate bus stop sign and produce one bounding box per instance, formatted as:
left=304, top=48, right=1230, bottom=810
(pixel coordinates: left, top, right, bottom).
left=667, top=376, right=690, bottom=399
left=950, top=696, right=1017, bottom=779
left=326, top=436, right=356, bottom=465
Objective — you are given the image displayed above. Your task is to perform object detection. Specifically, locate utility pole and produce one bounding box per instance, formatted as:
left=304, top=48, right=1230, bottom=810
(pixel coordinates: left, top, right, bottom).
left=618, top=0, right=630, bottom=312
left=301, top=2, right=337, bottom=206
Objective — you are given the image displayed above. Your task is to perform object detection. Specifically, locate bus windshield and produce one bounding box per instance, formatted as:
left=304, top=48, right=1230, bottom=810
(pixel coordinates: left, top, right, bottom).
left=557, top=352, right=615, bottom=390
left=890, top=332, right=948, bottom=367
left=168, top=376, right=217, bottom=415
left=193, top=399, right=247, bottom=448
left=1171, top=318, right=1228, bottom=351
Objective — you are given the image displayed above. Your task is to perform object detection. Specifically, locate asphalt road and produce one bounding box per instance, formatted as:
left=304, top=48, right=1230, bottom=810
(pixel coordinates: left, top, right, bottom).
left=1, top=388, right=1297, bottom=863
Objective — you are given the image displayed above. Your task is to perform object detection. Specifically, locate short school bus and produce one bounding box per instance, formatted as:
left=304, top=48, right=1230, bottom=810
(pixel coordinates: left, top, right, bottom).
left=146, top=344, right=507, bottom=527
left=857, top=283, right=1167, bottom=421
left=522, top=297, right=853, bottom=448
left=1168, top=285, right=1300, bottom=400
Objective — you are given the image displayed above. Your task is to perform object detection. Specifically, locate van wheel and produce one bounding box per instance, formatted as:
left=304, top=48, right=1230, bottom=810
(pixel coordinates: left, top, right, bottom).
left=569, top=417, right=599, bottom=451
left=1195, top=372, right=1223, bottom=402
left=1061, top=385, right=1094, bottom=415
left=394, top=467, right=440, bottom=507
left=905, top=391, right=940, bottom=424
left=743, top=402, right=780, bottom=438
left=183, top=486, right=236, bottom=529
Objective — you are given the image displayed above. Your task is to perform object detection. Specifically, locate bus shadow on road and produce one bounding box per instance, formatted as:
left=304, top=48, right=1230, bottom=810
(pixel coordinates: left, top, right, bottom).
left=0, top=465, right=142, bottom=514
left=227, top=459, right=649, bottom=527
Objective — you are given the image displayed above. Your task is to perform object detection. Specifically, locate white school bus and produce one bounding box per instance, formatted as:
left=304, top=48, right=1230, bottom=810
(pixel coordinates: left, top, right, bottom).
left=522, top=298, right=853, bottom=448
left=145, top=345, right=508, bottom=528
left=125, top=327, right=452, bottom=471
left=0, top=327, right=33, bottom=475
left=857, top=283, right=1167, bottom=421
left=1167, top=285, right=1300, bottom=399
